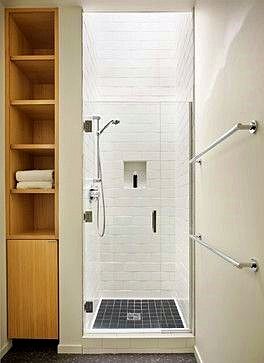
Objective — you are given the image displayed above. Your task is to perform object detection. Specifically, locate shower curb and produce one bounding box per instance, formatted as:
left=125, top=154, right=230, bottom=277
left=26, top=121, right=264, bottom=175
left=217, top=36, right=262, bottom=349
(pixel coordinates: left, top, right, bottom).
left=82, top=333, right=194, bottom=354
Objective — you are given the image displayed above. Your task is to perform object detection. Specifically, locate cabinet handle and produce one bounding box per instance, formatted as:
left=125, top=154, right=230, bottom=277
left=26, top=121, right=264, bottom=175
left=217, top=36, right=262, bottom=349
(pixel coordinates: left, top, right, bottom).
left=152, top=210, right=157, bottom=233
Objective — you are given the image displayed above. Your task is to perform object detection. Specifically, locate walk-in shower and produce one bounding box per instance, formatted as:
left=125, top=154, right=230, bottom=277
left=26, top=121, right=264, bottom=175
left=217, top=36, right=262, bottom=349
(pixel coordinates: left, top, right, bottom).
left=83, top=11, right=193, bottom=334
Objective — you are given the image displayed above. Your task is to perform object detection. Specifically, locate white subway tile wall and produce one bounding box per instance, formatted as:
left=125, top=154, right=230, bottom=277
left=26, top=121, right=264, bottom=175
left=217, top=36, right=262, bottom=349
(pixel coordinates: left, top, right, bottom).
left=83, top=12, right=193, bottom=330
left=83, top=12, right=193, bottom=103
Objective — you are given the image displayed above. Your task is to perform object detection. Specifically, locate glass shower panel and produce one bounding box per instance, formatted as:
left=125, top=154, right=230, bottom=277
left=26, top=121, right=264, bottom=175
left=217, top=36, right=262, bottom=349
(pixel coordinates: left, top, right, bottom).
left=83, top=104, right=101, bottom=332
left=83, top=102, right=162, bottom=331
left=160, top=102, right=190, bottom=329
left=83, top=101, right=191, bottom=332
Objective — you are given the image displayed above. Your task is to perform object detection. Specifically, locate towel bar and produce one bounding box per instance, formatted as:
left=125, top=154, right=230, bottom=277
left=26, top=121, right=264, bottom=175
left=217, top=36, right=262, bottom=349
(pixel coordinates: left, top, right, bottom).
left=189, top=121, right=258, bottom=164
left=190, top=234, right=259, bottom=272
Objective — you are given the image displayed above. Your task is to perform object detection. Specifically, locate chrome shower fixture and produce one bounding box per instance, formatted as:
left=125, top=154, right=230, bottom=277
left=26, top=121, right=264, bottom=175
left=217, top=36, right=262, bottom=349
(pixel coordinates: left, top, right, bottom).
left=89, top=116, right=120, bottom=237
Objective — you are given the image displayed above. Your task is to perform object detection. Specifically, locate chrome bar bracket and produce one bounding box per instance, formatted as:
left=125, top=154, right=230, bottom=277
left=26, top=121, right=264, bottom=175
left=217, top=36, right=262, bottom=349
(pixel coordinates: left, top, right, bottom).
left=249, top=120, right=258, bottom=134
left=238, top=258, right=259, bottom=272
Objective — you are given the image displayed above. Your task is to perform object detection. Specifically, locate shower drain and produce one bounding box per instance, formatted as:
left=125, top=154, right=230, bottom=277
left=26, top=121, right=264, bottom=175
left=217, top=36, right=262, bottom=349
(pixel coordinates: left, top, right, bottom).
left=127, top=312, right=141, bottom=321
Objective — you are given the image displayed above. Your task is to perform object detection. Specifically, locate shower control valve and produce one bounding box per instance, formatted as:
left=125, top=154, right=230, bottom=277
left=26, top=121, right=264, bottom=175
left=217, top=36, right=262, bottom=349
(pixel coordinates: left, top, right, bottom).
left=89, top=186, right=100, bottom=202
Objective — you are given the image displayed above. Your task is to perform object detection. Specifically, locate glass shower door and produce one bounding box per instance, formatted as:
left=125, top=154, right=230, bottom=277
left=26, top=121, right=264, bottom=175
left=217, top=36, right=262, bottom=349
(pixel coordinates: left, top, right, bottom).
left=83, top=101, right=191, bottom=332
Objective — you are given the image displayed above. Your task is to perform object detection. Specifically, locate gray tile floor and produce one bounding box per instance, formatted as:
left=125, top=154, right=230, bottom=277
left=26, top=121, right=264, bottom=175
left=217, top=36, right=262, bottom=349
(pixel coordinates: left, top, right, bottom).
left=2, top=341, right=197, bottom=363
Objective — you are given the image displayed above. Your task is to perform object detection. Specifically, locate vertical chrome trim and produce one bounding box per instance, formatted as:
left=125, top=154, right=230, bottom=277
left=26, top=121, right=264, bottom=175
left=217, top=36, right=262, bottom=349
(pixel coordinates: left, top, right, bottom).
left=189, top=100, right=195, bottom=334
left=190, top=5, right=196, bottom=336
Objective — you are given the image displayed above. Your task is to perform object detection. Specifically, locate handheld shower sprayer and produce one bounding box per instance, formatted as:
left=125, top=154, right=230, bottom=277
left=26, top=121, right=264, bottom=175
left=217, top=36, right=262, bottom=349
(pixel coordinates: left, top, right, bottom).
left=89, top=116, right=120, bottom=237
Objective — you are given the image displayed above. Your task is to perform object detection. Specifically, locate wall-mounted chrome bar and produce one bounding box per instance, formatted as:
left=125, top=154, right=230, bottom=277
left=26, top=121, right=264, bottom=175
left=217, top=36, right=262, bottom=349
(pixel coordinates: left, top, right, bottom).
left=189, top=121, right=258, bottom=164
left=190, top=234, right=259, bottom=272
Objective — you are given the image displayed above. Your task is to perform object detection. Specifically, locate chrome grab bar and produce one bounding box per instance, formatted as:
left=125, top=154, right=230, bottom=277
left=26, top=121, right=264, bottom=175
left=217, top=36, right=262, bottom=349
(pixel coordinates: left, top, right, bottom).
left=189, top=121, right=258, bottom=164
left=190, top=234, right=259, bottom=272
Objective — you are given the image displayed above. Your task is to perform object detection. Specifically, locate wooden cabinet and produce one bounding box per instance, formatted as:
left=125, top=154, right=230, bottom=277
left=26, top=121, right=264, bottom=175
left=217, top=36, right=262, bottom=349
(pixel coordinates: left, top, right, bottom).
left=5, top=8, right=59, bottom=339
left=7, top=240, right=58, bottom=339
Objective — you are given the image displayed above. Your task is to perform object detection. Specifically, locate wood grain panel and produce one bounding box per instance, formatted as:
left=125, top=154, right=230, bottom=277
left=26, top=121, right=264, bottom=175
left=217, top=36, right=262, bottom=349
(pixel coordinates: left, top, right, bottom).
left=7, top=239, right=58, bottom=339
left=9, top=194, right=34, bottom=235
left=9, top=13, right=31, bottom=55
left=34, top=194, right=55, bottom=231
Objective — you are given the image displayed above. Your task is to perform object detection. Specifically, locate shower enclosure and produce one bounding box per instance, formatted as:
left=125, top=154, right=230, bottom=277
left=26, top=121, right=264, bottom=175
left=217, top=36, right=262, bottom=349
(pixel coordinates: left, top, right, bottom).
left=83, top=12, right=193, bottom=333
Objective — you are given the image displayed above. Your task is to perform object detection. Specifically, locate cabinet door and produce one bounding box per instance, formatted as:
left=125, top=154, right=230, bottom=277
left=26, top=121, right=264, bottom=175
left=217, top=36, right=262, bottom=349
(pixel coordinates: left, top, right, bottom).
left=7, top=239, right=58, bottom=339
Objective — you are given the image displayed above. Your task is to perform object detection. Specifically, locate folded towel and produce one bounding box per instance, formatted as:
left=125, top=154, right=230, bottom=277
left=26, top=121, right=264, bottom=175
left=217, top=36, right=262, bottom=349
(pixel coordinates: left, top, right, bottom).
left=16, top=170, right=54, bottom=182
left=16, top=181, right=53, bottom=189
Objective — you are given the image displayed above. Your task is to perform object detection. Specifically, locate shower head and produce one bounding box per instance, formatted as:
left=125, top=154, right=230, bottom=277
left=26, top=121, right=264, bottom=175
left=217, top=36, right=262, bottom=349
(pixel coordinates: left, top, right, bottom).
left=99, top=119, right=120, bottom=135
left=111, top=120, right=120, bottom=125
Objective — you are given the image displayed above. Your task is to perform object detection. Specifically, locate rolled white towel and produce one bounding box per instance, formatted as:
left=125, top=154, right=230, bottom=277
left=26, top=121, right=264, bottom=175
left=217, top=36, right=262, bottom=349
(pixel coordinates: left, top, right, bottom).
left=16, top=169, right=54, bottom=182
left=17, top=181, right=53, bottom=189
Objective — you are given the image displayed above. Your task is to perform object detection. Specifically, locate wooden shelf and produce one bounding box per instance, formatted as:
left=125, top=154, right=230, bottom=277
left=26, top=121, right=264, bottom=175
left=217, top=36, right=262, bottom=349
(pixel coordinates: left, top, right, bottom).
left=11, top=189, right=55, bottom=194
left=11, top=100, right=55, bottom=119
left=11, top=55, right=55, bottom=61
left=11, top=99, right=55, bottom=105
left=11, top=56, right=54, bottom=83
left=7, top=230, right=56, bottom=240
left=11, top=144, right=55, bottom=155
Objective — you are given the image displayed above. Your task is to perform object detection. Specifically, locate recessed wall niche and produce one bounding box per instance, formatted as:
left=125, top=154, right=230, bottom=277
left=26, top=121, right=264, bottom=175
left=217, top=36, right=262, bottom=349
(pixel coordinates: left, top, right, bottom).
left=124, top=161, right=146, bottom=189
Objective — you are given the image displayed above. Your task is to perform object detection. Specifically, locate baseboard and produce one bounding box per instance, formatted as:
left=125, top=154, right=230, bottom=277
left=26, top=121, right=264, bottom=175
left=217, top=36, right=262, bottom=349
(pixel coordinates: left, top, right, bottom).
left=0, top=341, right=12, bottom=359
left=194, top=345, right=204, bottom=363
left=57, top=344, right=82, bottom=354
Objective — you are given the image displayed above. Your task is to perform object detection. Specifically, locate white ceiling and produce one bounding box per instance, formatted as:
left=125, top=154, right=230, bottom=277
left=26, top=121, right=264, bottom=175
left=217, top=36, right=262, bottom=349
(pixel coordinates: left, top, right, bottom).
left=2, top=0, right=195, bottom=12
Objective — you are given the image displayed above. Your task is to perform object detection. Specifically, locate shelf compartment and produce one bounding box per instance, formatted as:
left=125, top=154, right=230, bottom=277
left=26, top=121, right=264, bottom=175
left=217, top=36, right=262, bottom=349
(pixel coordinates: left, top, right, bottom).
left=9, top=194, right=55, bottom=237
left=10, top=61, right=54, bottom=100
left=9, top=11, right=55, bottom=56
left=11, top=189, right=55, bottom=194
left=9, top=150, right=54, bottom=190
left=11, top=56, right=54, bottom=83
left=11, top=100, right=55, bottom=119
left=10, top=106, right=54, bottom=144
left=11, top=144, right=55, bottom=155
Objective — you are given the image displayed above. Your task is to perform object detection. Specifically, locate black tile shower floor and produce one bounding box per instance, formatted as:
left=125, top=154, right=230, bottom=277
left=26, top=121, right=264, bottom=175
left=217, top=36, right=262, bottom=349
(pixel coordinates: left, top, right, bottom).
left=93, top=299, right=184, bottom=329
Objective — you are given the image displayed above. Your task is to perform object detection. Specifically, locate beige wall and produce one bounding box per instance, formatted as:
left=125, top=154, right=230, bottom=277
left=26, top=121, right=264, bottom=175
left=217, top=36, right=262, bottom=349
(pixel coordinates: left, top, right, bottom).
left=195, top=1, right=264, bottom=362
left=0, top=2, right=9, bottom=358
left=59, top=6, right=83, bottom=352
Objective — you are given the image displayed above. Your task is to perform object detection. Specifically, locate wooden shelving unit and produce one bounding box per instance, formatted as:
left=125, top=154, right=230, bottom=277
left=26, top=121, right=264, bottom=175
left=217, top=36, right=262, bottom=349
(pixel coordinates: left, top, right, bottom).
left=5, top=8, right=59, bottom=339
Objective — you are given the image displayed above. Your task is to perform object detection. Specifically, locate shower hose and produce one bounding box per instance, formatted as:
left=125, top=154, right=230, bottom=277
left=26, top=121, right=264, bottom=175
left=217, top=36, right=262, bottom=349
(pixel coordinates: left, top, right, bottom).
left=97, top=147, right=106, bottom=237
